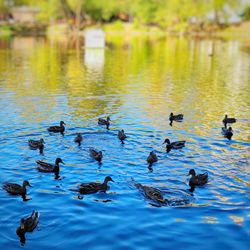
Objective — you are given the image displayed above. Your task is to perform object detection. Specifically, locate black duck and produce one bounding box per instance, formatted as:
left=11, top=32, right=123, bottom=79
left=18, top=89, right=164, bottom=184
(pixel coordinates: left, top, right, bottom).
left=118, top=129, right=126, bottom=143
left=3, top=180, right=31, bottom=196
left=147, top=151, right=158, bottom=167
left=163, top=138, right=186, bottom=153
left=222, top=115, right=236, bottom=128
left=169, top=112, right=184, bottom=126
left=89, top=148, right=103, bottom=163
left=98, top=117, right=110, bottom=130
left=16, top=210, right=39, bottom=244
left=78, top=176, right=114, bottom=194
left=36, top=158, right=64, bottom=178
left=47, top=121, right=65, bottom=133
left=188, top=169, right=208, bottom=187
left=135, top=183, right=165, bottom=203
left=28, top=138, right=44, bottom=154
left=74, top=133, right=83, bottom=146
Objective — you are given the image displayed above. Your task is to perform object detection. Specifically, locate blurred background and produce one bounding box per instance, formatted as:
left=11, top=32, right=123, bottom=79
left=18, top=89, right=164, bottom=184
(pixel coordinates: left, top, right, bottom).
left=0, top=0, right=250, bottom=40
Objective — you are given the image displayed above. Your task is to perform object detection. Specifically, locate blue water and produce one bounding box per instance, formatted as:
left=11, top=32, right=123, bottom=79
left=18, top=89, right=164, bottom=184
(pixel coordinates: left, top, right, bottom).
left=0, top=37, right=249, bottom=249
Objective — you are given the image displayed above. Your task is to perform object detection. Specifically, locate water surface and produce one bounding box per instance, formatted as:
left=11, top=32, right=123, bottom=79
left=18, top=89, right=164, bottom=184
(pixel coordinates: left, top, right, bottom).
left=0, top=36, right=249, bottom=249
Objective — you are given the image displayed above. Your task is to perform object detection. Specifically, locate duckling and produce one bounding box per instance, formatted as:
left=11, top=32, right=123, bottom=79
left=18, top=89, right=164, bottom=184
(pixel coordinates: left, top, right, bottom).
left=222, top=115, right=236, bottom=128
left=163, top=138, right=186, bottom=153
left=16, top=210, right=39, bottom=244
left=89, top=148, right=103, bottom=163
left=98, top=116, right=111, bottom=130
left=187, top=169, right=208, bottom=187
left=47, top=121, right=65, bottom=133
left=147, top=151, right=158, bottom=167
left=28, top=138, right=44, bottom=154
left=77, top=176, right=114, bottom=194
left=118, top=129, right=126, bottom=144
left=3, top=180, right=31, bottom=197
left=222, top=126, right=233, bottom=140
left=36, top=158, right=64, bottom=179
left=135, top=183, right=165, bottom=203
left=169, top=112, right=184, bottom=126
left=74, top=133, right=83, bottom=146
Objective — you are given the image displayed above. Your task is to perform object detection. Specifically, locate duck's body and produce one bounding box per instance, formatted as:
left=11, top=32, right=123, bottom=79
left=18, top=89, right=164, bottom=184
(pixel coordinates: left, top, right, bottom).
left=188, top=169, right=208, bottom=187
left=89, top=149, right=103, bottom=163
left=3, top=180, right=31, bottom=196
left=222, top=126, right=233, bottom=140
left=36, top=158, right=64, bottom=178
left=47, top=121, right=65, bottom=133
left=135, top=183, right=165, bottom=203
left=78, top=176, right=114, bottom=194
left=98, top=117, right=110, bottom=130
left=223, top=115, right=236, bottom=128
left=147, top=151, right=158, bottom=167
left=28, top=139, right=44, bottom=154
left=118, top=129, right=126, bottom=143
left=16, top=210, right=39, bottom=243
left=163, top=138, right=186, bottom=153
left=169, top=112, right=183, bottom=126
left=74, top=133, right=83, bottom=146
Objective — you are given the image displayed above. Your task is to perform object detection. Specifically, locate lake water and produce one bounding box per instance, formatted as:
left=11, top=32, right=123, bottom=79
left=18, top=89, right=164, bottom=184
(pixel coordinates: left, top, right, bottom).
left=0, top=36, right=249, bottom=250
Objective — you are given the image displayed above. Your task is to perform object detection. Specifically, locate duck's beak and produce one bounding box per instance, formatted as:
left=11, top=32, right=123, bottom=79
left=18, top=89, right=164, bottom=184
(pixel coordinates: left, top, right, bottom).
left=28, top=183, right=32, bottom=187
left=61, top=161, right=65, bottom=164
left=111, top=178, right=115, bottom=182
left=186, top=173, right=190, bottom=176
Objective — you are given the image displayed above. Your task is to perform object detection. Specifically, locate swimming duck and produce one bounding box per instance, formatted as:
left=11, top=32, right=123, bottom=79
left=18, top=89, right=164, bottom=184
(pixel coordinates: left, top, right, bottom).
left=77, top=176, right=114, bottom=194
left=98, top=117, right=110, bottom=130
left=147, top=151, right=158, bottom=167
left=28, top=139, right=44, bottom=154
left=16, top=210, right=39, bottom=244
left=47, top=121, right=65, bottom=133
left=163, top=138, right=186, bottom=153
left=135, top=183, right=165, bottom=203
left=3, top=180, right=31, bottom=196
left=36, top=158, right=64, bottom=178
left=74, top=133, right=83, bottom=146
left=222, top=126, right=233, bottom=140
left=169, top=112, right=184, bottom=126
left=118, top=129, right=126, bottom=143
left=222, top=115, right=236, bottom=128
left=187, top=169, right=208, bottom=187
left=89, top=148, right=103, bottom=163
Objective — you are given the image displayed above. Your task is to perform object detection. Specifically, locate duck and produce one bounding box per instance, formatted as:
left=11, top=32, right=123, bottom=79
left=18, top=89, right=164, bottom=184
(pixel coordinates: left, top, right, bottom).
left=16, top=210, right=39, bottom=244
left=47, top=121, right=65, bottom=133
left=169, top=112, right=184, bottom=126
left=36, top=158, right=64, bottom=179
left=187, top=169, right=208, bottom=187
left=118, top=129, right=126, bottom=143
left=28, top=138, right=44, bottom=154
left=135, top=183, right=165, bottom=203
left=3, top=180, right=31, bottom=197
left=147, top=151, right=158, bottom=167
left=163, top=138, right=186, bottom=153
left=222, top=126, right=233, bottom=140
left=98, top=116, right=110, bottom=130
left=222, top=115, right=236, bottom=128
left=77, top=176, right=114, bottom=194
left=89, top=148, right=103, bottom=163
left=74, top=133, right=83, bottom=146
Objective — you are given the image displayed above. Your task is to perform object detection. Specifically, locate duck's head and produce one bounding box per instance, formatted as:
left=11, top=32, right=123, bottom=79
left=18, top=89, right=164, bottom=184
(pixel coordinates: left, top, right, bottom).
left=55, top=158, right=64, bottom=165
left=225, top=114, right=228, bottom=118
left=23, top=180, right=31, bottom=187
left=187, top=169, right=196, bottom=176
left=170, top=112, right=173, bottom=117
left=107, top=117, right=111, bottom=121
left=121, top=129, right=124, bottom=133
left=60, top=121, right=66, bottom=126
left=228, top=127, right=232, bottom=131
left=226, top=131, right=233, bottom=140
left=40, top=138, right=45, bottom=144
left=150, top=151, right=155, bottom=156
left=163, top=138, right=170, bottom=145
left=104, top=176, right=114, bottom=183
